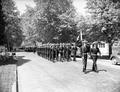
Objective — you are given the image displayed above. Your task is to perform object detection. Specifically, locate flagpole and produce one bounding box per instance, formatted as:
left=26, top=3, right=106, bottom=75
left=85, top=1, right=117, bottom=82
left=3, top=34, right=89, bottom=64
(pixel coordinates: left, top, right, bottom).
left=80, top=30, right=83, bottom=41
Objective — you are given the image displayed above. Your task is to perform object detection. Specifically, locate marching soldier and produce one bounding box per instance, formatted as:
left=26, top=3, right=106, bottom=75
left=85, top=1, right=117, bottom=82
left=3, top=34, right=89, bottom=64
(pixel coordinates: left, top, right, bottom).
left=65, top=45, right=69, bottom=61
left=66, top=45, right=71, bottom=62
left=55, top=45, right=59, bottom=61
left=53, top=45, right=56, bottom=62
left=48, top=46, right=51, bottom=60
left=51, top=45, right=54, bottom=62
left=63, top=45, right=66, bottom=61
left=44, top=46, right=46, bottom=58
left=59, top=43, right=63, bottom=62
left=50, top=45, right=55, bottom=62
left=49, top=45, right=52, bottom=60
left=72, top=44, right=77, bottom=61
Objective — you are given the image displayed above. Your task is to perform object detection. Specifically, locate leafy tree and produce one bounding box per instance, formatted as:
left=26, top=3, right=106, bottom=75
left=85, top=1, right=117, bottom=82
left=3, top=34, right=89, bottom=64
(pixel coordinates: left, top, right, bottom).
left=1, top=0, right=23, bottom=49
left=21, top=0, right=80, bottom=44
left=20, top=6, right=37, bottom=46
left=0, top=0, right=6, bottom=45
left=86, top=0, right=120, bottom=44
left=34, top=0, right=77, bottom=43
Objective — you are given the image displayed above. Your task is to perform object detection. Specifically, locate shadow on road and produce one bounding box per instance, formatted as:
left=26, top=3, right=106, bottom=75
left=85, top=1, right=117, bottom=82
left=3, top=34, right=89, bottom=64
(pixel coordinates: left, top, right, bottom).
left=85, top=69, right=107, bottom=74
left=17, top=56, right=31, bottom=66
left=116, top=64, right=120, bottom=66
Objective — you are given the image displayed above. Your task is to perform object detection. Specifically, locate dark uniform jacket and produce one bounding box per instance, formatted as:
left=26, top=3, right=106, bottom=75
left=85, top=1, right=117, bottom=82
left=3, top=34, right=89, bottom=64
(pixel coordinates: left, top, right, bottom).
left=72, top=46, right=77, bottom=53
left=90, top=47, right=100, bottom=56
left=81, top=46, right=89, bottom=54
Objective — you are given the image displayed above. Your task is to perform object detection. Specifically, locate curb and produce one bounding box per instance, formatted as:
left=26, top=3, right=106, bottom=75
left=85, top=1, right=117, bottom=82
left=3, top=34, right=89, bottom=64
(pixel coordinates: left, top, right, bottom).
left=12, top=64, right=17, bottom=92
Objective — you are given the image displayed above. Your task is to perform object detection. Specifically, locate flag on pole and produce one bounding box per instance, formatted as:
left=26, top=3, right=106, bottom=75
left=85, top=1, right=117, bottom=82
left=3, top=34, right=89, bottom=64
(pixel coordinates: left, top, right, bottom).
left=76, top=35, right=80, bottom=41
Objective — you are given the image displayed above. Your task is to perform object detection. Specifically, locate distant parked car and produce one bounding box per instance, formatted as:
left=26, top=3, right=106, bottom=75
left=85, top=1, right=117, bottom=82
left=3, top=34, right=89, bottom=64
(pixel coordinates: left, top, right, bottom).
left=110, top=46, right=120, bottom=65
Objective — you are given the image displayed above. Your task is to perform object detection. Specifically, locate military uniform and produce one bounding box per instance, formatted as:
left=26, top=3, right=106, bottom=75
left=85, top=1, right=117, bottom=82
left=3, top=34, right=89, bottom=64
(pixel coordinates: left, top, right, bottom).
left=49, top=46, right=52, bottom=60
left=55, top=46, right=59, bottom=61
left=72, top=45, right=77, bottom=61
left=81, top=44, right=89, bottom=72
left=65, top=46, right=71, bottom=61
left=48, top=46, right=51, bottom=60
left=63, top=46, right=66, bottom=61
left=53, top=46, right=56, bottom=62
left=50, top=46, right=54, bottom=62
left=59, top=45, right=63, bottom=62
left=90, top=44, right=101, bottom=72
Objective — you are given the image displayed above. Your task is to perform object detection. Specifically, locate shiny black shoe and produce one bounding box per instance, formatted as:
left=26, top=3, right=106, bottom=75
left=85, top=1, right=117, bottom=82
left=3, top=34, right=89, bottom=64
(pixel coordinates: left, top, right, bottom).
left=93, top=69, right=98, bottom=73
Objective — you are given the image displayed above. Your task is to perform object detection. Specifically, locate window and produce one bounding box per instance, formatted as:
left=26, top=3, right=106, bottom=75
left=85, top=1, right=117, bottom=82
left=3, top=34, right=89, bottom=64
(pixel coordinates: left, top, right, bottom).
left=98, top=43, right=105, bottom=48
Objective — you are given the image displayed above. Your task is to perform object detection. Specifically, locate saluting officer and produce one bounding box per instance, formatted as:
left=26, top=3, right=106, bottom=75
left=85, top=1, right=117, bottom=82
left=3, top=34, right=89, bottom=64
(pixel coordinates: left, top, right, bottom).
left=81, top=41, right=89, bottom=73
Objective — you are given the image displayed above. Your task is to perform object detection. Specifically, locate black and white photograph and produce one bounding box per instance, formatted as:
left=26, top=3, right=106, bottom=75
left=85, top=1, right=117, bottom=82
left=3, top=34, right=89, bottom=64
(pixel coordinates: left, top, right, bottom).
left=0, top=0, right=120, bottom=92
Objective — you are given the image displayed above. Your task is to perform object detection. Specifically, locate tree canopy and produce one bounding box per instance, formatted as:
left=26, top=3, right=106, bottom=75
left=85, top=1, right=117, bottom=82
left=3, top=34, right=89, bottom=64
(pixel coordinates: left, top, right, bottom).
left=6, top=0, right=120, bottom=47
left=21, top=0, right=78, bottom=44
left=86, top=0, right=120, bottom=43
left=1, top=0, right=23, bottom=49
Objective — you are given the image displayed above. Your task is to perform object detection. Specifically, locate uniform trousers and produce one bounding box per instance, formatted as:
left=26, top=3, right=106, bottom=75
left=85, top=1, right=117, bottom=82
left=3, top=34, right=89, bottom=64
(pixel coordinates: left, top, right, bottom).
left=91, top=54, right=98, bottom=71
left=82, top=53, right=87, bottom=72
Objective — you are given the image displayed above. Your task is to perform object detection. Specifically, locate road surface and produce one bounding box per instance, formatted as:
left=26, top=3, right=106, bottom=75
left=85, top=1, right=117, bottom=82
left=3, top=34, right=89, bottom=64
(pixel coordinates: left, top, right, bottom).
left=17, top=52, right=120, bottom=92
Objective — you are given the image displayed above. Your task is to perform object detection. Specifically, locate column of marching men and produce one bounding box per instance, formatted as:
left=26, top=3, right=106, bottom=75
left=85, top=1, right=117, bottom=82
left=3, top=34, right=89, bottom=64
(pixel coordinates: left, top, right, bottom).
left=23, top=41, right=101, bottom=73
left=37, top=43, right=78, bottom=63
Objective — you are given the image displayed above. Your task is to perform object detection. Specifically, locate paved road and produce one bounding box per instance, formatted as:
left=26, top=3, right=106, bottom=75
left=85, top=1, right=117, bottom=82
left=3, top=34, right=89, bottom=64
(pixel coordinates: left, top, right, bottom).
left=17, top=52, right=120, bottom=92
left=0, top=64, right=16, bottom=92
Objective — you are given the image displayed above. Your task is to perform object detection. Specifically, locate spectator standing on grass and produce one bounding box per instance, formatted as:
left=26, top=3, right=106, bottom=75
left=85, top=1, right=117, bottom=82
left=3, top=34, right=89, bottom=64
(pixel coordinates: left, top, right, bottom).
left=90, top=43, right=101, bottom=72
